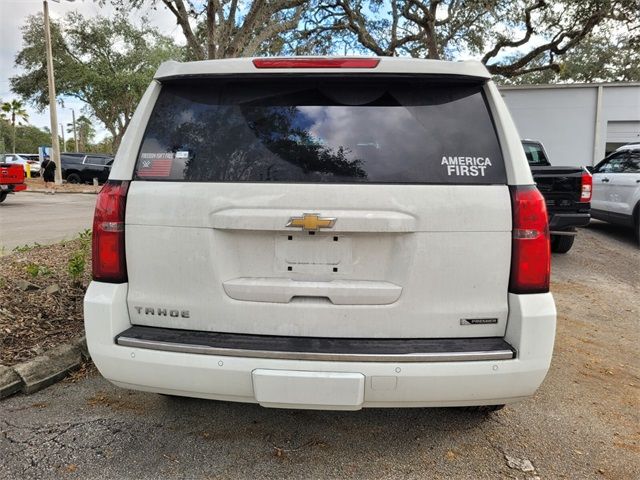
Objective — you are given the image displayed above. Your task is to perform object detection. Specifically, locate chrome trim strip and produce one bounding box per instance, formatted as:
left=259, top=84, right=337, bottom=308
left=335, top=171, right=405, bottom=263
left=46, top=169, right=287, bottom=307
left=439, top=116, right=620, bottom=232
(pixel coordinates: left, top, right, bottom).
left=116, top=337, right=514, bottom=362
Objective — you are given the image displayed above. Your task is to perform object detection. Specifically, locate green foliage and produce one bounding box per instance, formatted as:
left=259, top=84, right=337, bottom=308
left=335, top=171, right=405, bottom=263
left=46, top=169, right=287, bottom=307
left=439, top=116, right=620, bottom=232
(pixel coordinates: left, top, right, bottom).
left=12, top=13, right=182, bottom=151
left=66, top=115, right=96, bottom=152
left=67, top=230, right=92, bottom=284
left=504, top=27, right=640, bottom=85
left=67, top=251, right=86, bottom=284
left=298, top=0, right=640, bottom=81
left=25, top=263, right=52, bottom=278
left=0, top=122, right=50, bottom=154
left=1, top=99, right=29, bottom=154
left=77, top=229, right=92, bottom=251
left=12, top=243, right=41, bottom=253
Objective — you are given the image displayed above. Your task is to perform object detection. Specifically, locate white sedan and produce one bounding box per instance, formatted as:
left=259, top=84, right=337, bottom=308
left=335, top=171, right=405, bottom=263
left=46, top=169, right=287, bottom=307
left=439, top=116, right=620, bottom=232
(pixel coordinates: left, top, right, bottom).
left=2, top=153, right=41, bottom=176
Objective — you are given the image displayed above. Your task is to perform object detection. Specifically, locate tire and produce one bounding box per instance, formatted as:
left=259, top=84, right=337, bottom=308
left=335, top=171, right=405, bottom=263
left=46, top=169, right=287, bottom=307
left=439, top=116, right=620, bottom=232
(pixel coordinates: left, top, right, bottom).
left=0, top=192, right=7, bottom=203
left=635, top=216, right=640, bottom=248
left=551, top=233, right=575, bottom=253
left=66, top=173, right=81, bottom=184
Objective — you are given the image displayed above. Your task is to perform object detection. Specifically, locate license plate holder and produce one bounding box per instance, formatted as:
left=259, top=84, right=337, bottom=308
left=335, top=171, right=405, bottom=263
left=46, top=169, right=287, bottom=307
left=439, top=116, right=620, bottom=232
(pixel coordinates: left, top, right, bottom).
left=275, top=234, right=352, bottom=274
left=252, top=369, right=365, bottom=410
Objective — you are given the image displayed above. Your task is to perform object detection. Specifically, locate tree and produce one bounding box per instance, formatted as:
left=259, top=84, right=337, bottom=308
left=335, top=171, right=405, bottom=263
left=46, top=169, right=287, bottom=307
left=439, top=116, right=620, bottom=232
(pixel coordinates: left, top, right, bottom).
left=67, top=115, right=96, bottom=152
left=14, top=126, right=51, bottom=154
left=300, top=0, right=639, bottom=80
left=507, top=22, right=640, bottom=83
left=105, top=0, right=308, bottom=59
left=1, top=99, right=29, bottom=153
left=11, top=13, right=181, bottom=151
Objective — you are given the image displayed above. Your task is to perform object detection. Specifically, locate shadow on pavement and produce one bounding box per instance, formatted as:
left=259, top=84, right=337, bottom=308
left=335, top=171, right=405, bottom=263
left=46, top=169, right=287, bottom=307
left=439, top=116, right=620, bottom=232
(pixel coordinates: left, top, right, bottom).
left=581, top=220, right=637, bottom=248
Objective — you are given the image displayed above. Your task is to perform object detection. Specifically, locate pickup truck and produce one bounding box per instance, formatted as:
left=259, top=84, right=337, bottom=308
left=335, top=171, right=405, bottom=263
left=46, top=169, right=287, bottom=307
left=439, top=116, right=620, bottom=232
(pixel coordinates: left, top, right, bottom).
left=522, top=140, right=592, bottom=253
left=0, top=162, right=27, bottom=203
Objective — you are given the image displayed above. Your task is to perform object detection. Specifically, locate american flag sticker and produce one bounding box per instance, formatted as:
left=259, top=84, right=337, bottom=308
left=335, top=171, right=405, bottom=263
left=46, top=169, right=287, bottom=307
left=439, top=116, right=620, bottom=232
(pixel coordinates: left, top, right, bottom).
left=138, top=153, right=174, bottom=177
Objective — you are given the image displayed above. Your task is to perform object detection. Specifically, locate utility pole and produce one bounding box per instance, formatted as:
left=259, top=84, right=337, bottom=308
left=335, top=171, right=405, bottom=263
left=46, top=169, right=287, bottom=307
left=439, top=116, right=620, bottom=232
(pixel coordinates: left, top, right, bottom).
left=43, top=0, right=62, bottom=184
left=71, top=108, right=78, bottom=152
left=60, top=123, right=65, bottom=150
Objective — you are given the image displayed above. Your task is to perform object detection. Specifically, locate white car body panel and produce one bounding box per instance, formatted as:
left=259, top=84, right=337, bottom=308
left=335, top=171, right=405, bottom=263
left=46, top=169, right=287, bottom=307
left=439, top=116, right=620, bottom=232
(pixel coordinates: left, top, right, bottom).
left=85, top=56, right=556, bottom=409
left=125, top=182, right=512, bottom=338
left=592, top=147, right=640, bottom=223
left=610, top=173, right=640, bottom=216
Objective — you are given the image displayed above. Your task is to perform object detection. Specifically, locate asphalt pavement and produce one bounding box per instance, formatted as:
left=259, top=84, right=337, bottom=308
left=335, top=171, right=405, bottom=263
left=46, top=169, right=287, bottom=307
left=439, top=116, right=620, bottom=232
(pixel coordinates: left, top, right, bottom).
left=0, top=192, right=96, bottom=252
left=1, top=222, right=638, bottom=479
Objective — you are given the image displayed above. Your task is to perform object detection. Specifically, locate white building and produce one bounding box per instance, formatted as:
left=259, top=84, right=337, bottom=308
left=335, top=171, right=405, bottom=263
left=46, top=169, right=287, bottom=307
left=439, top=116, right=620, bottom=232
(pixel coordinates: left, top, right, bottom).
left=500, top=83, right=640, bottom=167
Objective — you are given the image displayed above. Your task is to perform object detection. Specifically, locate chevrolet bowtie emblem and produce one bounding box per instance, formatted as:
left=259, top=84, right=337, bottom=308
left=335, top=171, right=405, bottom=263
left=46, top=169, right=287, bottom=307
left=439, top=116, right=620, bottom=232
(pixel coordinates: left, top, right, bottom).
left=286, top=213, right=336, bottom=231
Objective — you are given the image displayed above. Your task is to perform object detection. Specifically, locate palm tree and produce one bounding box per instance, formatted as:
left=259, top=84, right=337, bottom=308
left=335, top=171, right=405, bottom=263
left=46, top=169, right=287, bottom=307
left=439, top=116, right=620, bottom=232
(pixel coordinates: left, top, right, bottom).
left=67, top=115, right=95, bottom=152
left=1, top=100, right=29, bottom=153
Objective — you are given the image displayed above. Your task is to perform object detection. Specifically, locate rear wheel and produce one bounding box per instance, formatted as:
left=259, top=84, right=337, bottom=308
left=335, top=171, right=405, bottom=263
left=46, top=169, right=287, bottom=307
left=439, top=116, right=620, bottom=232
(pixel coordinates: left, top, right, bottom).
left=0, top=192, right=7, bottom=203
left=551, top=232, right=575, bottom=253
left=66, top=173, right=81, bottom=184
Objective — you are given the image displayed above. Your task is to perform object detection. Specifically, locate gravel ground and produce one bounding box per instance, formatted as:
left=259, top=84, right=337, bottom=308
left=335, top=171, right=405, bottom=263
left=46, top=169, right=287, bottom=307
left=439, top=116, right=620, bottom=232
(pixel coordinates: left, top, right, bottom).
left=1, top=221, right=638, bottom=480
left=0, top=238, right=91, bottom=366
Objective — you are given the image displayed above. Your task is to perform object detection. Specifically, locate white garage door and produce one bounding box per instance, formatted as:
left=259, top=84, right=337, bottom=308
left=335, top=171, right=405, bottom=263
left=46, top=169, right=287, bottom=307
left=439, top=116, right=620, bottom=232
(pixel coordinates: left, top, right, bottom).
left=607, top=121, right=640, bottom=143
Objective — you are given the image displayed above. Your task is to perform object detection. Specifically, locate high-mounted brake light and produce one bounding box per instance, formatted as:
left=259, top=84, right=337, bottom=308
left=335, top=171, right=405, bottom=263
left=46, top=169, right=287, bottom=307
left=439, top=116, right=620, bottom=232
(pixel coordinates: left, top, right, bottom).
left=252, top=58, right=380, bottom=69
left=509, top=186, right=550, bottom=294
left=580, top=171, right=592, bottom=202
left=92, top=180, right=129, bottom=283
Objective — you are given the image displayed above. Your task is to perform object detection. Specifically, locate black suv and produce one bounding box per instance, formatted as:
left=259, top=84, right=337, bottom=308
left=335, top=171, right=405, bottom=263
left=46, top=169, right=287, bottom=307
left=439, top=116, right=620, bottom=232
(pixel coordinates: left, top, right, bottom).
left=60, top=153, right=114, bottom=184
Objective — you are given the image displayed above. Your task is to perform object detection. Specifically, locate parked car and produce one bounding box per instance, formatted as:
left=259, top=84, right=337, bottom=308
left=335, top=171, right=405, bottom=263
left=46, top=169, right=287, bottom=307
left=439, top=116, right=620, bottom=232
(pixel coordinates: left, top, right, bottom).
left=2, top=153, right=41, bottom=177
left=591, top=144, right=640, bottom=244
left=521, top=140, right=592, bottom=253
left=0, top=162, right=27, bottom=202
left=85, top=57, right=556, bottom=411
left=60, top=153, right=114, bottom=184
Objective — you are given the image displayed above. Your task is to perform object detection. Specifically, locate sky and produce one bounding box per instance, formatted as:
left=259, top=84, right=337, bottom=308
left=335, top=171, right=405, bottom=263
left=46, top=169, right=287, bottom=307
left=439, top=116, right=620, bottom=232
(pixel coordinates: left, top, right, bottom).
left=0, top=0, right=181, bottom=143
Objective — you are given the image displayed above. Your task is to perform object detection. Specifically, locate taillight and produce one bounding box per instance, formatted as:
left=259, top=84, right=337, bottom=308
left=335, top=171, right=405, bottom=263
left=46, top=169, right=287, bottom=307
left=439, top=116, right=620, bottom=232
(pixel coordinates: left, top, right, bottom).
left=509, top=186, right=550, bottom=294
left=92, top=180, right=129, bottom=283
left=252, top=58, right=380, bottom=69
left=580, top=171, right=592, bottom=202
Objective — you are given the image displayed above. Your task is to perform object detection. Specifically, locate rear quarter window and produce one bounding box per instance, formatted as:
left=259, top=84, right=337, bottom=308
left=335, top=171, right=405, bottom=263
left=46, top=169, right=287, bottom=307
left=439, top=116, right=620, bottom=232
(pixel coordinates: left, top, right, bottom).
left=135, top=77, right=506, bottom=184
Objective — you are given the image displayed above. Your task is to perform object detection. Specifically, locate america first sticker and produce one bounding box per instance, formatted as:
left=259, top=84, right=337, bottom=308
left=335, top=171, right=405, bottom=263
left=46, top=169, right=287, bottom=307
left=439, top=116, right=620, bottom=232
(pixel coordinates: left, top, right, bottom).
left=442, top=156, right=492, bottom=177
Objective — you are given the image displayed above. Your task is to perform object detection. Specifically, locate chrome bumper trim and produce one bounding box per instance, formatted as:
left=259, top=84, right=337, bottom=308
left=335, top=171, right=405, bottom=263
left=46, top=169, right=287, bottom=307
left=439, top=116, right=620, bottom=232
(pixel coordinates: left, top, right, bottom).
left=116, top=337, right=514, bottom=362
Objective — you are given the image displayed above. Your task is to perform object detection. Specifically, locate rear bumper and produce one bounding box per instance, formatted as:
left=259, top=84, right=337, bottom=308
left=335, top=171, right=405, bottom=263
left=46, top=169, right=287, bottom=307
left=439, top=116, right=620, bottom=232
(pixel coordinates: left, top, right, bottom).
left=548, top=212, right=590, bottom=232
left=84, top=282, right=556, bottom=409
left=0, top=184, right=26, bottom=193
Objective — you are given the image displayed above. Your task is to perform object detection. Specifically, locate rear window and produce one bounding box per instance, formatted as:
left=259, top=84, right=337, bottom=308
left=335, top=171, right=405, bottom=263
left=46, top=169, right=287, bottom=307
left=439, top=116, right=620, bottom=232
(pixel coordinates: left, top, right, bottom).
left=135, top=77, right=506, bottom=184
left=522, top=142, right=550, bottom=166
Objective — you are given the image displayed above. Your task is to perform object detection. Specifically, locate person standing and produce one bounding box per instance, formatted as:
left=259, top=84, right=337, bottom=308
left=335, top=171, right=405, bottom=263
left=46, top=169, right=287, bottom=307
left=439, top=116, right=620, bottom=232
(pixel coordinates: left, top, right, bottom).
left=41, top=155, right=56, bottom=194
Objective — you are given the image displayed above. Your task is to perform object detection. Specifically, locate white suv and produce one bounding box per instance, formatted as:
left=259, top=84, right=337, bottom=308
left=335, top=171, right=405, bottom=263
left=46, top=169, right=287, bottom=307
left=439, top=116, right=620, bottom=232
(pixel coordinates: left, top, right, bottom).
left=84, top=57, right=556, bottom=410
left=591, top=144, right=640, bottom=244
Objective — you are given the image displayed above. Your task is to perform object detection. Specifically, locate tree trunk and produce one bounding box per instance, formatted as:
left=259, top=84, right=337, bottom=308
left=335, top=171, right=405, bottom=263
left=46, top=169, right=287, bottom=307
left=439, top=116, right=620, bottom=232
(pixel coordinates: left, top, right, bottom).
left=424, top=21, right=439, bottom=59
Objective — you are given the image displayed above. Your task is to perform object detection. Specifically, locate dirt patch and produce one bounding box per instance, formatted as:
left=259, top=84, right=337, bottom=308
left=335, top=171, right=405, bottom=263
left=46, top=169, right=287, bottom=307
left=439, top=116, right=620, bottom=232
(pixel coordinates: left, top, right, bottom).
left=25, top=177, right=100, bottom=194
left=0, top=235, right=91, bottom=366
left=86, top=390, right=147, bottom=414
